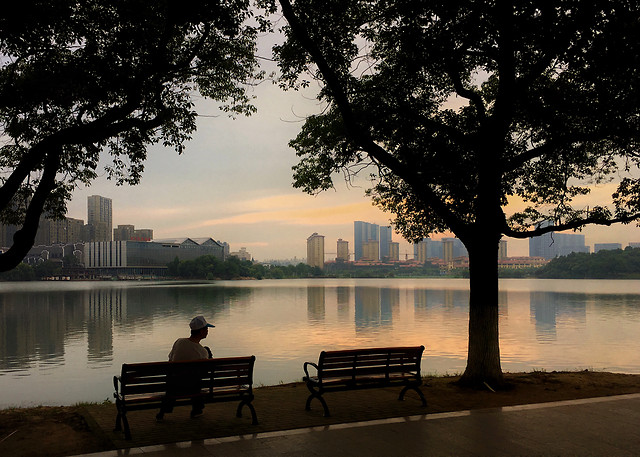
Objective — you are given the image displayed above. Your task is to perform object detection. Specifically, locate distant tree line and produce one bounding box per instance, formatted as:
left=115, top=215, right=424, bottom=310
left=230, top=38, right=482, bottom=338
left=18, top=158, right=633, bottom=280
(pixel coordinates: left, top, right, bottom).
left=167, top=256, right=323, bottom=280
left=323, top=261, right=441, bottom=278
left=534, top=247, right=640, bottom=279
left=0, top=259, right=65, bottom=281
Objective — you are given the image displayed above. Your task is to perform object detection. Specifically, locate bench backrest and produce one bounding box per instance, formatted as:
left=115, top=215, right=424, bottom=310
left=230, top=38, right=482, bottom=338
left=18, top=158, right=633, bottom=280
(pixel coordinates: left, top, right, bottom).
left=317, top=346, right=424, bottom=381
left=118, top=356, right=255, bottom=397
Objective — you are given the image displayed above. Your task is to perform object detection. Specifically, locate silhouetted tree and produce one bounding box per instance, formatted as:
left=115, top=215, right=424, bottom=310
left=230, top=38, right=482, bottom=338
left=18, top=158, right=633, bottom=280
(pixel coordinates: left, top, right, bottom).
left=0, top=0, right=262, bottom=271
left=268, top=0, right=640, bottom=386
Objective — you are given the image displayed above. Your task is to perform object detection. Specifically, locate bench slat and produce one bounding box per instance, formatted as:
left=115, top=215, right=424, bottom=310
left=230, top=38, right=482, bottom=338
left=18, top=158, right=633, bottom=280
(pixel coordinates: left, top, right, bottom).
left=304, top=346, right=426, bottom=416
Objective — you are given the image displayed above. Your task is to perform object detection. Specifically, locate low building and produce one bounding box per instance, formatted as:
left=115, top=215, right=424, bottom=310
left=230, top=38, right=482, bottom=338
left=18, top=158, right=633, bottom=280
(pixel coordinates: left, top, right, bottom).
left=84, top=238, right=224, bottom=276
left=229, top=247, right=252, bottom=261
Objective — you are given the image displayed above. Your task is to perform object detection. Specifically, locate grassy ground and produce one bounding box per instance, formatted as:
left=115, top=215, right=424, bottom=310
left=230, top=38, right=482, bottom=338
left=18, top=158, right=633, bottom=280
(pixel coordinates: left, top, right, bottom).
left=2, top=371, right=640, bottom=457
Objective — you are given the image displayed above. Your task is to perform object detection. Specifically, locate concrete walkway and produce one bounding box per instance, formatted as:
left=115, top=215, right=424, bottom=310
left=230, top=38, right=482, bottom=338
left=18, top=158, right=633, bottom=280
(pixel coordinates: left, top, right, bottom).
left=76, top=393, right=640, bottom=457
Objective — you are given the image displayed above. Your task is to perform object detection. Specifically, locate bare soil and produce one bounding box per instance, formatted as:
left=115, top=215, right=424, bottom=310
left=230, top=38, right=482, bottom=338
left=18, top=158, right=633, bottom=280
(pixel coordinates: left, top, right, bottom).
left=2, top=370, right=640, bottom=457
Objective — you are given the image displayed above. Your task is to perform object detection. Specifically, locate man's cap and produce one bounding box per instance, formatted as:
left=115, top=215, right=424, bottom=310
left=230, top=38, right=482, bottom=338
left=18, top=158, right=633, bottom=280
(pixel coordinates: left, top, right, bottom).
left=189, top=315, right=215, bottom=330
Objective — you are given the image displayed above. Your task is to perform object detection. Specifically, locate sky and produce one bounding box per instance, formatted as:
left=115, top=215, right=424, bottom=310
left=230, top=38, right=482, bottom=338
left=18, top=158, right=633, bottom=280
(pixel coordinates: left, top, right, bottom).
left=65, top=37, right=640, bottom=262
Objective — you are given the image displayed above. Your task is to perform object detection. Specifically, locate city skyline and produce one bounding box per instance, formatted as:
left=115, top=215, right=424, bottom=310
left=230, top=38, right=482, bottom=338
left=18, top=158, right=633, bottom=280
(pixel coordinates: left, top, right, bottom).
left=63, top=68, right=639, bottom=261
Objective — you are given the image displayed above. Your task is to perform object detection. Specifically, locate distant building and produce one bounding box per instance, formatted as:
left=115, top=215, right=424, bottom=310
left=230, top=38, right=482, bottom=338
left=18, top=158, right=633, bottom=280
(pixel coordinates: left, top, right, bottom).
left=388, top=241, right=400, bottom=261
left=218, top=241, right=230, bottom=258
left=132, top=229, right=153, bottom=241
left=379, top=225, right=393, bottom=260
left=87, top=195, right=112, bottom=241
left=35, top=216, right=85, bottom=245
left=354, top=221, right=379, bottom=261
left=498, top=240, right=508, bottom=260
left=307, top=233, right=325, bottom=269
left=362, top=240, right=380, bottom=261
left=630, top=242, right=640, bottom=249
left=113, top=225, right=135, bottom=241
left=594, top=243, right=622, bottom=253
left=84, top=238, right=224, bottom=273
left=499, top=256, right=548, bottom=269
left=529, top=221, right=590, bottom=259
left=229, top=247, right=252, bottom=261
left=336, top=239, right=349, bottom=261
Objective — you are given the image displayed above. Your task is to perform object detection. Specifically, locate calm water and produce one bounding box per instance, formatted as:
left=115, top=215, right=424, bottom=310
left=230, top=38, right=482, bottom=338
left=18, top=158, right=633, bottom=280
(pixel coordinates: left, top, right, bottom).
left=1, top=278, right=640, bottom=408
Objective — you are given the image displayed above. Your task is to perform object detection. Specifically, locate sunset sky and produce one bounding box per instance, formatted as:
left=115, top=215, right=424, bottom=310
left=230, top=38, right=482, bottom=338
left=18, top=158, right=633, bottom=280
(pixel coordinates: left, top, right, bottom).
left=65, top=37, right=640, bottom=262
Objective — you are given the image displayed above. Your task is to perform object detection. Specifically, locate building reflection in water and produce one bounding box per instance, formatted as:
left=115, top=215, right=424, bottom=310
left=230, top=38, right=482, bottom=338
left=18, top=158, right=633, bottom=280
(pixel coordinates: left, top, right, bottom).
left=529, top=292, right=587, bottom=342
left=413, top=289, right=469, bottom=314
left=336, top=286, right=350, bottom=321
left=85, top=288, right=125, bottom=365
left=307, top=287, right=325, bottom=322
left=354, top=287, right=399, bottom=332
left=0, top=291, right=85, bottom=371
left=0, top=285, right=248, bottom=372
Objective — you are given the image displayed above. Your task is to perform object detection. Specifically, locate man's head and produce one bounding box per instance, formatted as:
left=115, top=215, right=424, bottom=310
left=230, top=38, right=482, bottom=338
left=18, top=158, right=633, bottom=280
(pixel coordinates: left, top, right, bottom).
left=189, top=315, right=215, bottom=338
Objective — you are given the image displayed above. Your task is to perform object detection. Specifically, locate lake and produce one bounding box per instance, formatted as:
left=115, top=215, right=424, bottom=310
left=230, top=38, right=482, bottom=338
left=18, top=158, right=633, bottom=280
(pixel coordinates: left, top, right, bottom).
left=1, top=278, right=639, bottom=408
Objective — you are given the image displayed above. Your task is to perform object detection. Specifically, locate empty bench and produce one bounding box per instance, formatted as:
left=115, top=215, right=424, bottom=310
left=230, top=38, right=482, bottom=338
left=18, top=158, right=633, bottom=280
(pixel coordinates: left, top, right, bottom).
left=303, top=346, right=427, bottom=416
left=113, top=355, right=257, bottom=439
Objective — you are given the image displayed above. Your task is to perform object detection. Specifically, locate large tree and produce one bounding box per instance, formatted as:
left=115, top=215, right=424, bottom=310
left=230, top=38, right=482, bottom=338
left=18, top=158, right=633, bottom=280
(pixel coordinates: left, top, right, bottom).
left=0, top=0, right=262, bottom=271
left=269, top=0, right=640, bottom=386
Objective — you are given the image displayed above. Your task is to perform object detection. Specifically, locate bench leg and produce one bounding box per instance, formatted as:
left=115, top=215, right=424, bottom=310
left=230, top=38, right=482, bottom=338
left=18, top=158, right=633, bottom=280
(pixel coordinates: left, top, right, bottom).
left=114, top=410, right=122, bottom=432
left=121, top=413, right=132, bottom=440
left=399, top=385, right=427, bottom=407
left=237, top=400, right=259, bottom=425
left=305, top=387, right=330, bottom=417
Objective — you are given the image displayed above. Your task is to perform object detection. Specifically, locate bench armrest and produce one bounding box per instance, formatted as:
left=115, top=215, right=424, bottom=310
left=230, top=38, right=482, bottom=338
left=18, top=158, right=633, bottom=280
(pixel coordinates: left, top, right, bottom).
left=303, top=362, right=319, bottom=380
left=113, top=375, right=122, bottom=397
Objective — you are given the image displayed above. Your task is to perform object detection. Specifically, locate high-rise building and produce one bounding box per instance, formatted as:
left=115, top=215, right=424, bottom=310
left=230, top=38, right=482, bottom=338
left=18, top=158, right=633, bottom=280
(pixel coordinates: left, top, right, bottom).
left=389, top=241, right=400, bottom=261
left=354, top=221, right=379, bottom=261
left=87, top=195, right=112, bottom=241
left=307, top=233, right=325, bottom=269
left=498, top=239, right=508, bottom=260
left=362, top=240, right=379, bottom=261
left=529, top=221, right=589, bottom=259
left=336, top=239, right=349, bottom=261
left=35, top=216, right=85, bottom=245
left=379, top=225, right=392, bottom=260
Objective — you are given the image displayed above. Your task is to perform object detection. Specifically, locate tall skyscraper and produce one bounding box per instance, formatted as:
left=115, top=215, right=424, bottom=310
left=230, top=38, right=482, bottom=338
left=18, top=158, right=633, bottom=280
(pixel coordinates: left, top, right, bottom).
left=87, top=195, right=112, bottom=242
left=354, top=221, right=379, bottom=261
left=379, top=225, right=392, bottom=260
left=307, top=233, right=325, bottom=269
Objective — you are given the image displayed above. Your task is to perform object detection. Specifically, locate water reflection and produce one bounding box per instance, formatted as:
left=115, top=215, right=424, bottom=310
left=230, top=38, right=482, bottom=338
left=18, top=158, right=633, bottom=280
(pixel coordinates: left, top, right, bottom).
left=529, top=292, right=587, bottom=342
left=354, top=287, right=398, bottom=331
left=1, top=279, right=640, bottom=407
left=307, top=287, right=325, bottom=322
left=0, top=284, right=252, bottom=373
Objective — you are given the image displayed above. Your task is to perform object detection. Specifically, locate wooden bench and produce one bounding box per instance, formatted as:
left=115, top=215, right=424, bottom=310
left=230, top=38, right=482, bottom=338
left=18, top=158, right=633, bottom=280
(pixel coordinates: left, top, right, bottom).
left=303, top=346, right=427, bottom=416
left=113, top=355, right=257, bottom=439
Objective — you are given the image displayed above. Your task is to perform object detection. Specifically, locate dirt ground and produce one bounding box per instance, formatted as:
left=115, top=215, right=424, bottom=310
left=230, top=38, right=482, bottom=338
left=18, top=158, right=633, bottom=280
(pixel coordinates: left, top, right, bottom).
left=2, top=370, right=640, bottom=457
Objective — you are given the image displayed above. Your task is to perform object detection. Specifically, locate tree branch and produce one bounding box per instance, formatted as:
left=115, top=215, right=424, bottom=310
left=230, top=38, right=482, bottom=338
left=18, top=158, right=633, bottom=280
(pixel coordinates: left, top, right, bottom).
left=279, top=0, right=467, bottom=236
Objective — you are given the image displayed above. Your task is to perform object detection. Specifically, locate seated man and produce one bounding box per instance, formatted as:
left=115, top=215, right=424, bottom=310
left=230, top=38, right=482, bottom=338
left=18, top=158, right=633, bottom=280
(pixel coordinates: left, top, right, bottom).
left=157, top=316, right=215, bottom=420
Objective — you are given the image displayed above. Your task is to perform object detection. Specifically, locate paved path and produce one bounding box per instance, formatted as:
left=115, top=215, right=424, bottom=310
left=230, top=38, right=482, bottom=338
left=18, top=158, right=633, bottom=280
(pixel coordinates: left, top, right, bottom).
left=76, top=393, right=640, bottom=457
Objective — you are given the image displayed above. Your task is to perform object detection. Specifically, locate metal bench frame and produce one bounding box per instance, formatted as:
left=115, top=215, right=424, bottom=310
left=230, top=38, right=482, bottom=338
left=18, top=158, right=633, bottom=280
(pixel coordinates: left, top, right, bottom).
left=303, top=346, right=427, bottom=416
left=113, top=355, right=257, bottom=439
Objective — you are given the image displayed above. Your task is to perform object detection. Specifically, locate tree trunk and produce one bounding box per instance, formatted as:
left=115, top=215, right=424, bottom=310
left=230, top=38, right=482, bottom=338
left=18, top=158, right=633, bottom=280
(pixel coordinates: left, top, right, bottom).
left=458, top=235, right=504, bottom=388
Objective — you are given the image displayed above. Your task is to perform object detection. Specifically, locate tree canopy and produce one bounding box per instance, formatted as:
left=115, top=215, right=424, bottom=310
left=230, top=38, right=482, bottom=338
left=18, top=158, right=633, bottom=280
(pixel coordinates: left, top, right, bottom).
left=269, top=0, right=640, bottom=386
left=0, top=0, right=262, bottom=271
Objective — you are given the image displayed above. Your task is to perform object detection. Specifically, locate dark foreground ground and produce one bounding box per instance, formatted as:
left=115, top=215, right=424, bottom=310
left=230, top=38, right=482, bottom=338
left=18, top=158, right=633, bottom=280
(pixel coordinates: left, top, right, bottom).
left=2, top=371, right=640, bottom=457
